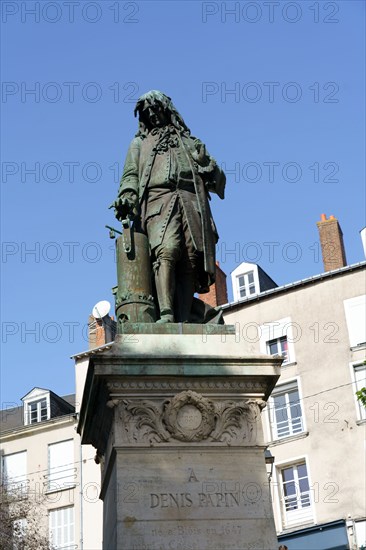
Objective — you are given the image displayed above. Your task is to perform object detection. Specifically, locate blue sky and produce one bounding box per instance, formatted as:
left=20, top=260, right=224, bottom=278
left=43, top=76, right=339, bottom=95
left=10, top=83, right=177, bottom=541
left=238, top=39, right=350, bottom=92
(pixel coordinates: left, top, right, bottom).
left=1, top=0, right=365, bottom=406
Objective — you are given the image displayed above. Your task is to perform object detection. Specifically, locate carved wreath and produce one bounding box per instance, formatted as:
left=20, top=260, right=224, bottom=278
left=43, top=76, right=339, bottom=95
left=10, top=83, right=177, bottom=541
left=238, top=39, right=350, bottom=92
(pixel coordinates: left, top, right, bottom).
left=163, top=391, right=216, bottom=442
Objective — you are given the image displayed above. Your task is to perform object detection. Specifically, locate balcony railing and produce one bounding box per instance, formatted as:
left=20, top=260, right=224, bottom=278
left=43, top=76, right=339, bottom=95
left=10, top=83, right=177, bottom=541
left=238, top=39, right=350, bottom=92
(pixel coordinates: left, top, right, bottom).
left=283, top=490, right=313, bottom=528
left=275, top=413, right=303, bottom=439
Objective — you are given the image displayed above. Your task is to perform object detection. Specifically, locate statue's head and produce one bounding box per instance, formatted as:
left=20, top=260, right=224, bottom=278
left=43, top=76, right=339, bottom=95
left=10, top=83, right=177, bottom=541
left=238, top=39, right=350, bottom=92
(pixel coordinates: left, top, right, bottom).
left=134, top=90, right=190, bottom=136
left=134, top=90, right=170, bottom=128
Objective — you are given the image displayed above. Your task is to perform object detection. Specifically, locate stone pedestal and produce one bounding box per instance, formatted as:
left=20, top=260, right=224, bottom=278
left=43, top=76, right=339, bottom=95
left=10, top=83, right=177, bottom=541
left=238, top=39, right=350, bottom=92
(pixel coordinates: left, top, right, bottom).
left=78, top=325, right=281, bottom=550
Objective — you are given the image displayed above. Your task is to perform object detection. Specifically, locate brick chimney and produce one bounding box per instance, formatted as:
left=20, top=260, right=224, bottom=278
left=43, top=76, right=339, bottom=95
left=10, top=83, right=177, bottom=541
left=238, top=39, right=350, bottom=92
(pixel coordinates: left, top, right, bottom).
left=198, top=261, right=228, bottom=307
left=88, top=314, right=116, bottom=349
left=316, top=214, right=347, bottom=271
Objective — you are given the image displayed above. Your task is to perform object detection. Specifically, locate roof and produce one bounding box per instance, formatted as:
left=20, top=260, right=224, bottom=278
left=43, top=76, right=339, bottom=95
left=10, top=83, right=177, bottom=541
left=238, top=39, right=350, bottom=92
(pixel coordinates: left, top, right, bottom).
left=222, top=261, right=366, bottom=312
left=0, top=393, right=76, bottom=433
left=0, top=404, right=23, bottom=433
left=70, top=342, right=113, bottom=360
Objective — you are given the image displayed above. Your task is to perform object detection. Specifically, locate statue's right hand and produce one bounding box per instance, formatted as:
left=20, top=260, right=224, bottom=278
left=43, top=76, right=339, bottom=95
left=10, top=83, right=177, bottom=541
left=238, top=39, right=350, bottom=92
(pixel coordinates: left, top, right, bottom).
left=110, top=193, right=137, bottom=221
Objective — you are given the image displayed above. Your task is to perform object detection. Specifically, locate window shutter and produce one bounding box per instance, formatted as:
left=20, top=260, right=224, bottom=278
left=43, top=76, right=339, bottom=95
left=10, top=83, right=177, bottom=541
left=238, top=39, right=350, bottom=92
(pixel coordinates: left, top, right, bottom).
left=344, top=295, right=366, bottom=347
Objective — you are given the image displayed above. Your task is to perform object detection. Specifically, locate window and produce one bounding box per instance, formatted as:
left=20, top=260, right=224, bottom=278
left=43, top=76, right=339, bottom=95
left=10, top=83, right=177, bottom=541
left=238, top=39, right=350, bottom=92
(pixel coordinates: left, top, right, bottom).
left=344, top=295, right=366, bottom=347
left=353, top=363, right=366, bottom=421
left=355, top=519, right=366, bottom=550
left=269, top=381, right=303, bottom=439
left=48, top=441, right=75, bottom=491
left=279, top=462, right=313, bottom=528
left=267, top=336, right=289, bottom=364
left=237, top=271, right=256, bottom=298
left=260, top=317, right=296, bottom=365
left=2, top=451, right=27, bottom=494
left=49, top=506, right=74, bottom=549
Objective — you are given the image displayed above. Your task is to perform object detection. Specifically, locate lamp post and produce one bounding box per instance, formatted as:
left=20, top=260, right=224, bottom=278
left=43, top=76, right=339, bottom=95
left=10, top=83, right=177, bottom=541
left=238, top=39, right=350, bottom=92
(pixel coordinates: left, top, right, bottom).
left=265, top=449, right=275, bottom=504
left=265, top=449, right=275, bottom=481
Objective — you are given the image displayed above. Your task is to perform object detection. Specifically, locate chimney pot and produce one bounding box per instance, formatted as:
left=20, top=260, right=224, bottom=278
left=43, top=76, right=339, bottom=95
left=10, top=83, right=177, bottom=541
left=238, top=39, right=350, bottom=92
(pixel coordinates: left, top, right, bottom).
left=321, top=213, right=327, bottom=221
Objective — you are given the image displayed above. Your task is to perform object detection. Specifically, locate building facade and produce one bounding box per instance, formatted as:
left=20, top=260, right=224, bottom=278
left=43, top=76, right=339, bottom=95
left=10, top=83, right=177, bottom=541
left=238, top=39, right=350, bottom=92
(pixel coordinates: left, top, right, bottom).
left=223, top=260, right=366, bottom=549
left=0, top=388, right=102, bottom=549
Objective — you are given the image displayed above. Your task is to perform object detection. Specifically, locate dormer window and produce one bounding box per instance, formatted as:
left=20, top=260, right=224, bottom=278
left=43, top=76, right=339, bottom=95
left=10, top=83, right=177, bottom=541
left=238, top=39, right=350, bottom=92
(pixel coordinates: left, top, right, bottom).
left=22, top=388, right=51, bottom=426
left=231, top=262, right=277, bottom=303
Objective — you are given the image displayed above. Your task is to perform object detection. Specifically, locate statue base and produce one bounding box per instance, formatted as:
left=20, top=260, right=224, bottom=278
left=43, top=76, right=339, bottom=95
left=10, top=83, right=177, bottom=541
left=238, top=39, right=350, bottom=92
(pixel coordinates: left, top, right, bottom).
left=78, top=326, right=281, bottom=550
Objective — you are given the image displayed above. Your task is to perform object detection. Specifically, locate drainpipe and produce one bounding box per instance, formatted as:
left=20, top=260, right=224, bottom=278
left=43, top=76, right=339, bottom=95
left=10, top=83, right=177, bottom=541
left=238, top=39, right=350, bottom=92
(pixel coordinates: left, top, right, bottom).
left=346, top=516, right=356, bottom=549
left=79, top=440, right=84, bottom=550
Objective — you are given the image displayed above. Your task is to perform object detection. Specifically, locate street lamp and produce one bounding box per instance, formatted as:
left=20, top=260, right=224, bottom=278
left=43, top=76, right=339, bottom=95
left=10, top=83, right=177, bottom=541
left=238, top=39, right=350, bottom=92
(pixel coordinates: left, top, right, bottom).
left=265, top=449, right=275, bottom=482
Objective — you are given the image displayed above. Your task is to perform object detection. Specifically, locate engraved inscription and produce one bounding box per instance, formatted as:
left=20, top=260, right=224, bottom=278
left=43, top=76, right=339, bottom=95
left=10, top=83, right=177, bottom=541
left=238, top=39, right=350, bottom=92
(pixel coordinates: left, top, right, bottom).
left=177, top=405, right=202, bottom=430
left=163, top=391, right=215, bottom=442
left=146, top=478, right=265, bottom=510
left=150, top=493, right=193, bottom=509
left=121, top=469, right=274, bottom=549
left=149, top=491, right=241, bottom=509
left=187, top=468, right=199, bottom=482
left=141, top=522, right=246, bottom=550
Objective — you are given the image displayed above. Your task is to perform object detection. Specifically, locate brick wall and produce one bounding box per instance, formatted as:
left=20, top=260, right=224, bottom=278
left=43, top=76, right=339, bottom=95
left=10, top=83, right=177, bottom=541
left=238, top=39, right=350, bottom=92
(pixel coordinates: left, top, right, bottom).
left=198, top=261, right=228, bottom=307
left=88, top=315, right=116, bottom=349
left=316, top=214, right=347, bottom=272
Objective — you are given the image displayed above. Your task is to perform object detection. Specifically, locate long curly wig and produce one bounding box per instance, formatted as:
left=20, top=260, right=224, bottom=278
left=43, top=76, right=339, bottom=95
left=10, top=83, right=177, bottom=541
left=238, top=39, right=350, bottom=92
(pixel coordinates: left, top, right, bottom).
left=134, top=90, right=191, bottom=138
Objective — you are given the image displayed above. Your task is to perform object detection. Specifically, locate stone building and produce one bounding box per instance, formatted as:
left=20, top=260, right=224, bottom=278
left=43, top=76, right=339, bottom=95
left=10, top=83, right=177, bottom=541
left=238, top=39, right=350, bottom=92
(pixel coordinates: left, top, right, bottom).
left=0, top=387, right=103, bottom=549
left=220, top=216, right=366, bottom=549
left=0, top=312, right=117, bottom=548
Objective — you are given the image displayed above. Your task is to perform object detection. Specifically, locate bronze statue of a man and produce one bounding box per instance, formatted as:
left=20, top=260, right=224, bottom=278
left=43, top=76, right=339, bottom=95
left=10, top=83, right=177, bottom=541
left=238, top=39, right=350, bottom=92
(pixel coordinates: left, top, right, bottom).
left=112, top=91, right=226, bottom=323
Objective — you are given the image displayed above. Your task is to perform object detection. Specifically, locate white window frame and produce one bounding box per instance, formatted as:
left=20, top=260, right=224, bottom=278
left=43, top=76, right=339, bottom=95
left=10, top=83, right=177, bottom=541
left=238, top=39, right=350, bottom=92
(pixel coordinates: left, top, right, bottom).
left=273, top=457, right=315, bottom=530
left=237, top=271, right=256, bottom=299
left=1, top=451, right=27, bottom=495
left=350, top=361, right=366, bottom=422
left=23, top=389, right=50, bottom=425
left=260, top=317, right=296, bottom=365
left=49, top=506, right=75, bottom=549
left=268, top=379, right=304, bottom=440
left=355, top=519, right=366, bottom=550
left=231, top=262, right=260, bottom=302
left=344, top=295, right=366, bottom=348
left=28, top=398, right=48, bottom=424
left=47, top=440, right=75, bottom=492
left=267, top=335, right=289, bottom=364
